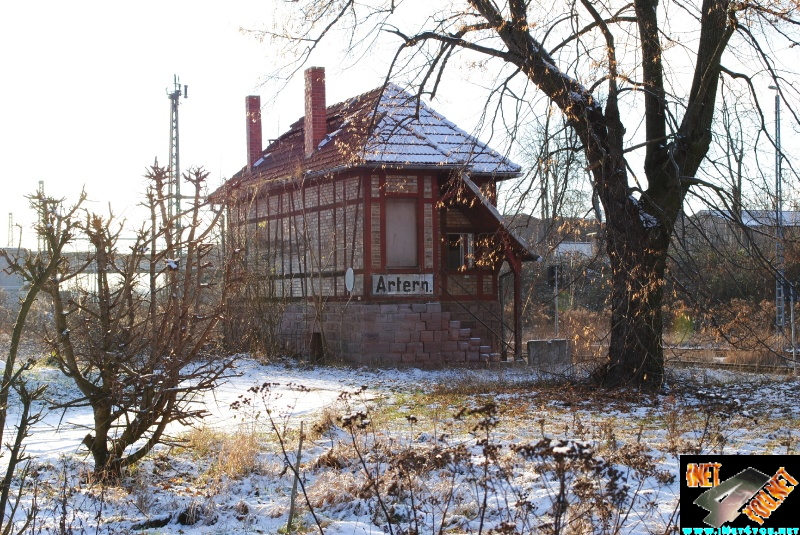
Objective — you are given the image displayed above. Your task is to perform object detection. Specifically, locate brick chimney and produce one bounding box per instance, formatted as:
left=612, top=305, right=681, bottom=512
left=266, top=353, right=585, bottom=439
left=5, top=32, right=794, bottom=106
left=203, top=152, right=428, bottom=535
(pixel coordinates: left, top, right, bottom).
left=245, top=95, right=262, bottom=172
left=304, top=67, right=326, bottom=157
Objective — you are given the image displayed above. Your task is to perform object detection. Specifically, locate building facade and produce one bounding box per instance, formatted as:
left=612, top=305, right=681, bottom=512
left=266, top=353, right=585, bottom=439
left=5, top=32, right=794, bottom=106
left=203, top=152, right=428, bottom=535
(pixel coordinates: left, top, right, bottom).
left=214, top=67, right=537, bottom=366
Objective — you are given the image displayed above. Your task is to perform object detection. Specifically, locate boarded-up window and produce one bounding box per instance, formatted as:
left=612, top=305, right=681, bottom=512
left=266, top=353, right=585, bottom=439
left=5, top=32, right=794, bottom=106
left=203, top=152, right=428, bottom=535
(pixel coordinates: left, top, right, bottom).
left=386, top=199, right=418, bottom=267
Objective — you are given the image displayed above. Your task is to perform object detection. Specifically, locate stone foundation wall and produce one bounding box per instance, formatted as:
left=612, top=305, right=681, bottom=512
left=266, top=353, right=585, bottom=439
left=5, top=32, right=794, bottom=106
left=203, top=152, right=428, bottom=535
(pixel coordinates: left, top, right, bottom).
left=441, top=301, right=503, bottom=354
left=277, top=300, right=503, bottom=367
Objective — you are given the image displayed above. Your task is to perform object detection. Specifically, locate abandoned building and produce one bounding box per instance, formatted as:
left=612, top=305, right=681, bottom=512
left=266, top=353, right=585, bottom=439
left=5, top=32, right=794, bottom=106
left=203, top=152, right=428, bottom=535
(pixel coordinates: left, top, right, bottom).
left=214, top=67, right=538, bottom=366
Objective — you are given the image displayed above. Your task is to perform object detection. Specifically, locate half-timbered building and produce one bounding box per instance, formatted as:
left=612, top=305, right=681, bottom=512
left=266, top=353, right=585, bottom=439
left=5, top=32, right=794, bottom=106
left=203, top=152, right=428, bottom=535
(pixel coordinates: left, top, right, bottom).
left=215, top=67, right=538, bottom=366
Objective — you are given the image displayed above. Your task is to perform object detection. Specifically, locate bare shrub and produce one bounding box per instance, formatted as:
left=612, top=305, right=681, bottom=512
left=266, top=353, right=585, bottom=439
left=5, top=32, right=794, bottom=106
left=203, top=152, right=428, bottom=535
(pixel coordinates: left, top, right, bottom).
left=5, top=169, right=240, bottom=480
left=0, top=193, right=84, bottom=535
left=559, top=308, right=610, bottom=362
left=223, top=189, right=291, bottom=358
left=129, top=467, right=157, bottom=516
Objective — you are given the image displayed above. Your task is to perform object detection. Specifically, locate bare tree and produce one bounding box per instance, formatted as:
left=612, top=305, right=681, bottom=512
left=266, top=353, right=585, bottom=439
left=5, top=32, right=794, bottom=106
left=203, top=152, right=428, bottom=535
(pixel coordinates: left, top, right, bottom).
left=0, top=193, right=85, bottom=534
left=223, top=188, right=292, bottom=355
left=13, top=168, right=237, bottom=478
left=252, top=0, right=799, bottom=388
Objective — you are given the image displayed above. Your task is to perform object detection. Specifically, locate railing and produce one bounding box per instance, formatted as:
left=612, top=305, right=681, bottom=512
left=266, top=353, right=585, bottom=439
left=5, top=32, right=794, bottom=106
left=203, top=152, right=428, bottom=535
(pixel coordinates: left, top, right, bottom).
left=438, top=268, right=515, bottom=357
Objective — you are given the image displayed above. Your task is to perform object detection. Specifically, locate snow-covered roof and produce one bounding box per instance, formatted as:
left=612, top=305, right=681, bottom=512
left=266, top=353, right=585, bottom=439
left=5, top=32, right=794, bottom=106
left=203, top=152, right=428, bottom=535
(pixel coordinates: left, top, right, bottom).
left=361, top=84, right=520, bottom=174
left=222, top=84, right=520, bottom=192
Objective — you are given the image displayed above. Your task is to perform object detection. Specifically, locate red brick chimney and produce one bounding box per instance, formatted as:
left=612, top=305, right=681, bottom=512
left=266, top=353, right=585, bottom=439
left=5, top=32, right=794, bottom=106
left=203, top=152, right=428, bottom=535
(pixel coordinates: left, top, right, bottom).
left=245, top=95, right=262, bottom=172
left=304, top=67, right=326, bottom=157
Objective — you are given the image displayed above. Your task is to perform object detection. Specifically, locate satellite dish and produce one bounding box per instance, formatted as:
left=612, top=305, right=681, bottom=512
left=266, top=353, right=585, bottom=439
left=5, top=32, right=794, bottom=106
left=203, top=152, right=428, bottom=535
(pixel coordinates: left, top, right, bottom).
left=345, top=267, right=354, bottom=293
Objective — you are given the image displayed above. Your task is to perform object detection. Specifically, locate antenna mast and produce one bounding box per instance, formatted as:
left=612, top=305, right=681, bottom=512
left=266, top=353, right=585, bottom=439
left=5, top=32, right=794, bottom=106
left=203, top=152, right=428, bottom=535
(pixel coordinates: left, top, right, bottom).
left=37, top=180, right=45, bottom=252
left=167, top=75, right=188, bottom=252
left=771, top=86, right=785, bottom=336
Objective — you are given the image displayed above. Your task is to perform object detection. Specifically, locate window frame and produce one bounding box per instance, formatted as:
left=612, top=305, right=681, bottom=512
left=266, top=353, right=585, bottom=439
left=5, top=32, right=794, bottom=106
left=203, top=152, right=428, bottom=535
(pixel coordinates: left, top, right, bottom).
left=446, top=232, right=475, bottom=271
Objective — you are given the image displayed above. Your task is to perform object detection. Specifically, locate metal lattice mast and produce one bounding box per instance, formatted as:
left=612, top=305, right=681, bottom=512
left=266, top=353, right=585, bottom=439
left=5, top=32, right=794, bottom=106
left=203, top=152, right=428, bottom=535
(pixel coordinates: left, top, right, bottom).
left=37, top=180, right=45, bottom=253
left=772, top=86, right=785, bottom=335
left=167, top=75, right=188, bottom=253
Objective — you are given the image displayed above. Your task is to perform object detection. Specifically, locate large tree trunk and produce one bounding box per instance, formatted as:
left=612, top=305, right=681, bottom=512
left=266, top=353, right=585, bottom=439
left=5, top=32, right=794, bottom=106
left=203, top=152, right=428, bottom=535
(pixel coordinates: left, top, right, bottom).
left=583, top=119, right=678, bottom=391
left=600, top=219, right=671, bottom=389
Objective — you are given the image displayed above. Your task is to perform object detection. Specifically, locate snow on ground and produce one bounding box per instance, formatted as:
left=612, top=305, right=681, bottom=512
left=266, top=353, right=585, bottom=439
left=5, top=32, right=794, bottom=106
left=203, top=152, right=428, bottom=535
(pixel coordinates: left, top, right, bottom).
left=8, top=356, right=433, bottom=461
left=3, top=354, right=799, bottom=534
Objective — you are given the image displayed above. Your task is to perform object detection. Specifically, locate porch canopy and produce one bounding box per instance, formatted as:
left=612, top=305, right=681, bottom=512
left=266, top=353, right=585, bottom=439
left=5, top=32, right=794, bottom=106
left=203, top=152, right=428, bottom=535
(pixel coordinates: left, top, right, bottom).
left=442, top=173, right=540, bottom=359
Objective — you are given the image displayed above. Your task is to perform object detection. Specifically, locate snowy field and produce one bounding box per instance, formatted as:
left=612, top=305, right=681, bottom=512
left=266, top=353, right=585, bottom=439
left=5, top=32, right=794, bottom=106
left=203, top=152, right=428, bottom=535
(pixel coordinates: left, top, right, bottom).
left=3, top=353, right=799, bottom=534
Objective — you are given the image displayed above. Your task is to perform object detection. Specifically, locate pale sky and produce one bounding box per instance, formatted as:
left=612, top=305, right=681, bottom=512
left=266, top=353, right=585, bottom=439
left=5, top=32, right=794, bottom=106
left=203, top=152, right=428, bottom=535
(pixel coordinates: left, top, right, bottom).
left=0, top=2, right=417, bottom=249
left=2, top=2, right=795, bottom=249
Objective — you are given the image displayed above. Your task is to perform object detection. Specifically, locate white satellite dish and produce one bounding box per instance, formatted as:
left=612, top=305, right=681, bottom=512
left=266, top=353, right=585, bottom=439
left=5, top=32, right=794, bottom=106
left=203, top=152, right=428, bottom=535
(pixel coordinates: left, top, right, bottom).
left=345, top=267, right=354, bottom=292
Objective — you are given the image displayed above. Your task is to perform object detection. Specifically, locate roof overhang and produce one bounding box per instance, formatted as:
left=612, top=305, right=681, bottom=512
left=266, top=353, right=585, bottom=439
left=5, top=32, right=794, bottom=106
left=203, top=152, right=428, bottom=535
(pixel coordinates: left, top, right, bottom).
left=456, top=173, right=540, bottom=263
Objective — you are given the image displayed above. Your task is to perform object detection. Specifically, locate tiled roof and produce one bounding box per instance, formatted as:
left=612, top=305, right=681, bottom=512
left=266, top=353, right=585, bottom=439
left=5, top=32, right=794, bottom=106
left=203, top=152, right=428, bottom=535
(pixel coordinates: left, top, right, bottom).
left=224, top=84, right=521, bottom=192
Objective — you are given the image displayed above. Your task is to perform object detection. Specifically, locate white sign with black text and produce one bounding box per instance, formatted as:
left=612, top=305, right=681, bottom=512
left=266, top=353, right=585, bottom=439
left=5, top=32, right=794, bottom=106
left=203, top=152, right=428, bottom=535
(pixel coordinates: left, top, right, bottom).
left=372, top=274, right=434, bottom=295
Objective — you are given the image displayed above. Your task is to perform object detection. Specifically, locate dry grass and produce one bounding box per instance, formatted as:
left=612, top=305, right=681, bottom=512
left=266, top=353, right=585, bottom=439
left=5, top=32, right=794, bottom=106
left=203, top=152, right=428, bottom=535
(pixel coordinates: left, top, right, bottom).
left=305, top=470, right=362, bottom=509
left=428, top=374, right=517, bottom=397
left=185, top=426, right=263, bottom=485
left=308, top=406, right=341, bottom=441
left=665, top=341, right=786, bottom=368
left=522, top=308, right=610, bottom=377
left=185, top=426, right=226, bottom=459
left=523, top=301, right=795, bottom=371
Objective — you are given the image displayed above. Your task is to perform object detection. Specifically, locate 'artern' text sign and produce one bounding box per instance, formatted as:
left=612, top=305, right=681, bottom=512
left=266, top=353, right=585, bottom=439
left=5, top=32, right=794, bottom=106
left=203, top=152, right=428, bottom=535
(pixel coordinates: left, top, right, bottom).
left=372, top=274, right=434, bottom=295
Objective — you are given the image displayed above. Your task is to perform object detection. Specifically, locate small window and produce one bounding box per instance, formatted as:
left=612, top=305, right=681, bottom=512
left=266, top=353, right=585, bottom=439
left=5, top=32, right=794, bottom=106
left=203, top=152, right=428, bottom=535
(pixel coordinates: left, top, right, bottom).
left=446, top=233, right=474, bottom=270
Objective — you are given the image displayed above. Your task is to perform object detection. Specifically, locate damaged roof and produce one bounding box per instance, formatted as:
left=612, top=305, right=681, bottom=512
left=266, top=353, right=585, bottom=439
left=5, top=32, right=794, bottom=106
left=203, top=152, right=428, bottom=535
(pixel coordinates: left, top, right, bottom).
left=226, top=83, right=521, bottom=190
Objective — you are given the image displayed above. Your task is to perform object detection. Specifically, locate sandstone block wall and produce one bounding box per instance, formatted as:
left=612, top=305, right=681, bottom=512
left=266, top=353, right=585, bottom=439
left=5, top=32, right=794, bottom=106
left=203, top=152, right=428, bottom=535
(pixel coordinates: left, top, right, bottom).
left=279, top=300, right=504, bottom=367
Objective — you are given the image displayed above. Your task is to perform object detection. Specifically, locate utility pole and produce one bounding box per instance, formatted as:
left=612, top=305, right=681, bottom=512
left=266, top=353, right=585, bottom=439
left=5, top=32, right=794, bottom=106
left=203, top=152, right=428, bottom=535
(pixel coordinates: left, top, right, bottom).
left=770, top=85, right=785, bottom=337
left=7, top=213, right=12, bottom=247
left=791, top=284, right=797, bottom=375
left=554, top=264, right=559, bottom=337
left=167, top=75, right=188, bottom=254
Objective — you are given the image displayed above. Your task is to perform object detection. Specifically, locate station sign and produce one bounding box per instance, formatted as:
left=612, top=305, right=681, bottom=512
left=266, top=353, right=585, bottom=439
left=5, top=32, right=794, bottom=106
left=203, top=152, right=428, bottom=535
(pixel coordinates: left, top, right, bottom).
left=372, top=274, right=434, bottom=295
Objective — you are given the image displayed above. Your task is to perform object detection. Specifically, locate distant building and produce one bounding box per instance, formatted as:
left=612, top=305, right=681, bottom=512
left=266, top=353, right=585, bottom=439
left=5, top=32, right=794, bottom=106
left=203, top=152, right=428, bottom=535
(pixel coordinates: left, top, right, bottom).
left=212, top=67, right=538, bottom=366
left=0, top=249, right=26, bottom=295
left=506, top=214, right=603, bottom=259
left=683, top=209, right=800, bottom=250
left=555, top=241, right=595, bottom=258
